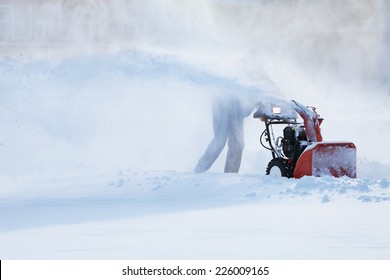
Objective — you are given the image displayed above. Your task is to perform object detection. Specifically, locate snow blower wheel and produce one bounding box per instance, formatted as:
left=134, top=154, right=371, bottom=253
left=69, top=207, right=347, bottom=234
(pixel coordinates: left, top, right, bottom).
left=266, top=158, right=294, bottom=178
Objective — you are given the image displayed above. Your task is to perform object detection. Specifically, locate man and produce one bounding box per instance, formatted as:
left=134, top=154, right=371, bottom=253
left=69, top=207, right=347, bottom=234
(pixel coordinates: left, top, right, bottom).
left=193, top=91, right=256, bottom=173
left=194, top=68, right=282, bottom=173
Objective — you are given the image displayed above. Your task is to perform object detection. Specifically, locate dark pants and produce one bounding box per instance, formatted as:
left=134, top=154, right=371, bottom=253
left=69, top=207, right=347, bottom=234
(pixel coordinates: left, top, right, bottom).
left=194, top=97, right=245, bottom=173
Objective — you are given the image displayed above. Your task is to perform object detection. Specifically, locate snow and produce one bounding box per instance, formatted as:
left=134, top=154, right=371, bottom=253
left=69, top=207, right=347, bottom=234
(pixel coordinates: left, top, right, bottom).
left=1, top=0, right=390, bottom=260
left=1, top=171, right=390, bottom=259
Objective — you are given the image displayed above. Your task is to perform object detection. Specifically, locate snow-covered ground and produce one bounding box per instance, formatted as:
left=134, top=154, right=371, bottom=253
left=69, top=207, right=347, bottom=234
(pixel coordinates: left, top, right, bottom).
left=1, top=170, right=389, bottom=259
left=0, top=0, right=389, bottom=259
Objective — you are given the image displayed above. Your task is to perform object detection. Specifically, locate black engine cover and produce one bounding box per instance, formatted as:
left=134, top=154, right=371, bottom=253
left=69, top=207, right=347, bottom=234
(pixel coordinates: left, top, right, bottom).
left=283, top=126, right=296, bottom=158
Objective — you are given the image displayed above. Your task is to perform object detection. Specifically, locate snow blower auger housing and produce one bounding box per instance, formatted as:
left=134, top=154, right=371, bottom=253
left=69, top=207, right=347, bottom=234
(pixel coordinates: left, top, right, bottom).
left=254, top=100, right=356, bottom=178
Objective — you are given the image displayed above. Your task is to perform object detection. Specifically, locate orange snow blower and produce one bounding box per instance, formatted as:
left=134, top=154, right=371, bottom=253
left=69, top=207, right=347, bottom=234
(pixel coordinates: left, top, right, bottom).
left=254, top=100, right=356, bottom=178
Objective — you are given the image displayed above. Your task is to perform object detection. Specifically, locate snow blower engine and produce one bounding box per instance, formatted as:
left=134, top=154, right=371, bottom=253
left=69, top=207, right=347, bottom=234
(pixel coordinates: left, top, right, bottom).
left=253, top=100, right=356, bottom=178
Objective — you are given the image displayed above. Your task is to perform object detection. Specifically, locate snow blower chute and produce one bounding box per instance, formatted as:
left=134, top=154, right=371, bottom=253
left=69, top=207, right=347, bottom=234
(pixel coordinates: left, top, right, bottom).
left=253, top=100, right=356, bottom=178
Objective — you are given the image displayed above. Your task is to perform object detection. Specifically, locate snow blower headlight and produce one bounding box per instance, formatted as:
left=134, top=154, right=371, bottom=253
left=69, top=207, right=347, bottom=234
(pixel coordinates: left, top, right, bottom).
left=272, top=106, right=282, bottom=114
